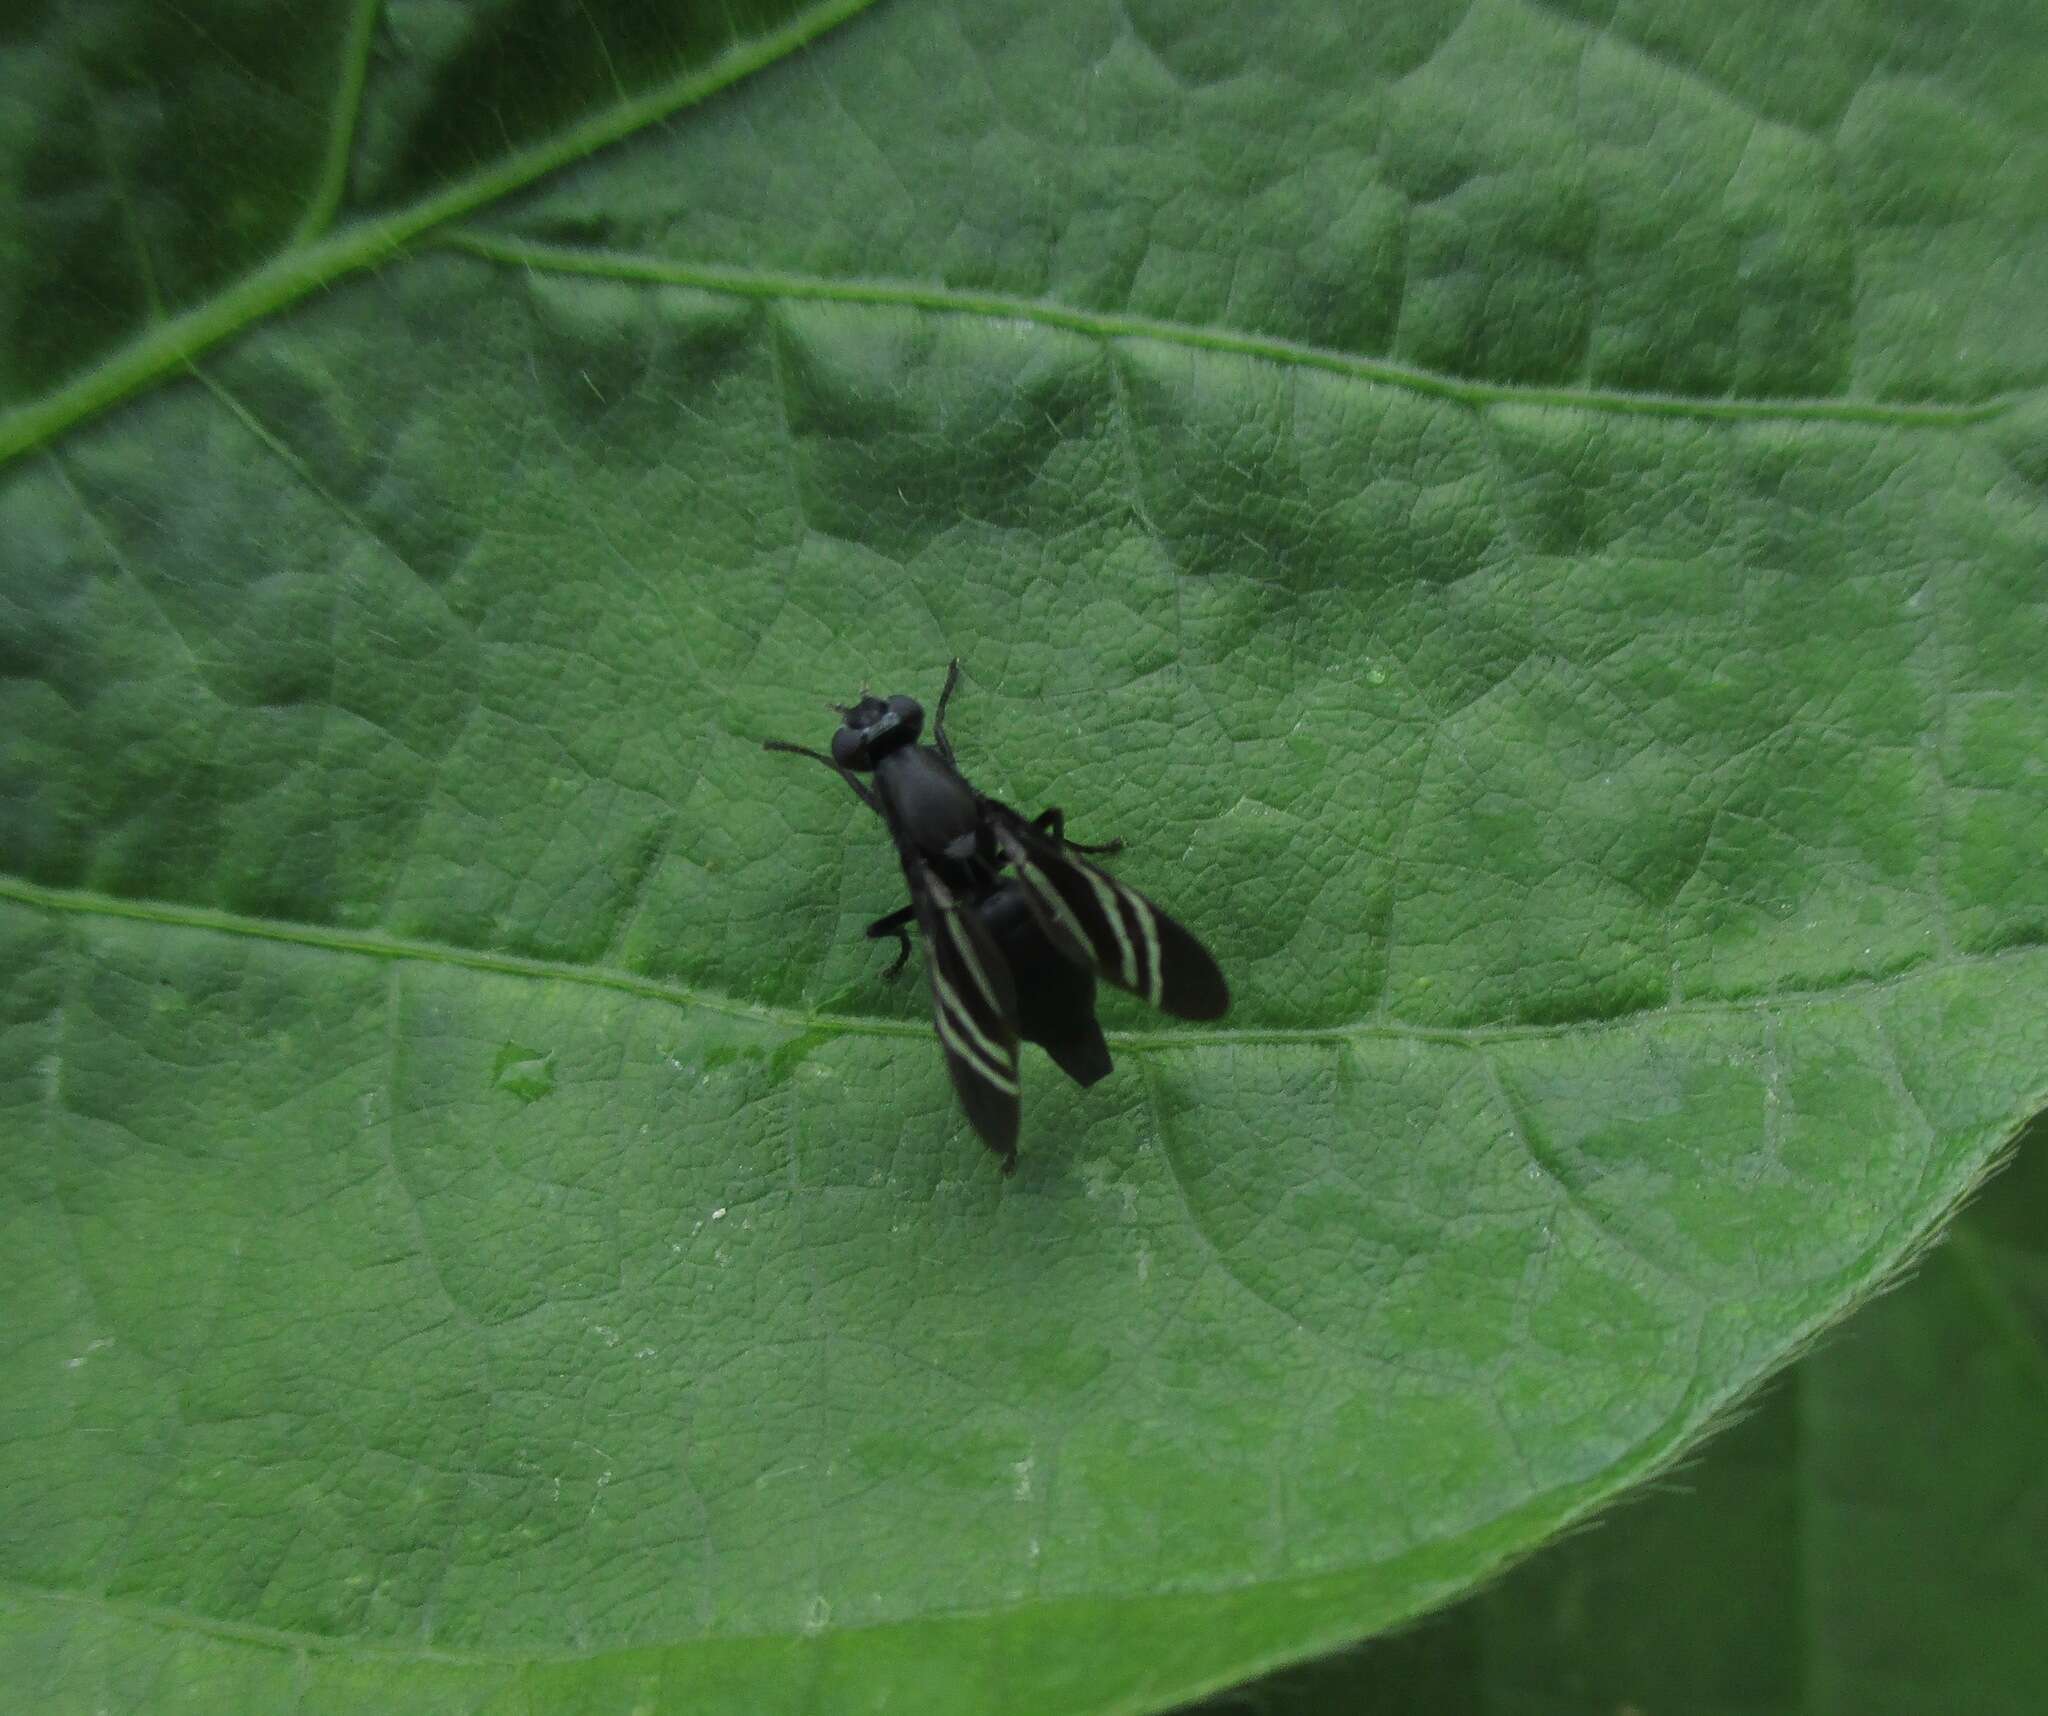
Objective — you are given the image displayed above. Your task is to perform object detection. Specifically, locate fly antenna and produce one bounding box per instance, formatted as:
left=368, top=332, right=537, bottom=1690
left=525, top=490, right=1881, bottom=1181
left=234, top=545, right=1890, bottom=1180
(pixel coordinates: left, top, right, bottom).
left=762, top=739, right=880, bottom=811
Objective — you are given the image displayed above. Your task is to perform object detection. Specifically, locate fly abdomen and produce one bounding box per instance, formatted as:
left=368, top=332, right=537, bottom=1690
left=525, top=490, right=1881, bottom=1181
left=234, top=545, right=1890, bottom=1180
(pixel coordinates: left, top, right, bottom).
left=979, top=884, right=1113, bottom=1088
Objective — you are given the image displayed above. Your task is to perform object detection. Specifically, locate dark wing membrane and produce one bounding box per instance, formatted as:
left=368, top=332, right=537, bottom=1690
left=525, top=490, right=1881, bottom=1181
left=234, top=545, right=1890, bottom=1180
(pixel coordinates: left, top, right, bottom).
left=988, top=811, right=1230, bottom=1021
left=908, top=859, right=1024, bottom=1165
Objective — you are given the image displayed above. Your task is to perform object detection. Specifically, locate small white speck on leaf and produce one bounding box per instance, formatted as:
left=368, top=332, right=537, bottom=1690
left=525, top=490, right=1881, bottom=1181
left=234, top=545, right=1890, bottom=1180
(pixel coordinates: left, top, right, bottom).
left=63, top=1338, right=113, bottom=1371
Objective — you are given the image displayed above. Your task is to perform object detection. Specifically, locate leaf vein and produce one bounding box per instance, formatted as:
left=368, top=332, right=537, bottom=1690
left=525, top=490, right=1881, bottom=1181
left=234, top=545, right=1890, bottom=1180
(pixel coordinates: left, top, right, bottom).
left=4, top=875, right=2043, bottom=1048
left=437, top=230, right=2025, bottom=429
left=0, top=0, right=889, bottom=468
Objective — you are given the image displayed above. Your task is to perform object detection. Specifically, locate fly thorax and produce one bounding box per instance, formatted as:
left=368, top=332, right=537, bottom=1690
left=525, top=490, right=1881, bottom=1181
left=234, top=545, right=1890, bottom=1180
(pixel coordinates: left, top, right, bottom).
left=876, top=746, right=981, bottom=855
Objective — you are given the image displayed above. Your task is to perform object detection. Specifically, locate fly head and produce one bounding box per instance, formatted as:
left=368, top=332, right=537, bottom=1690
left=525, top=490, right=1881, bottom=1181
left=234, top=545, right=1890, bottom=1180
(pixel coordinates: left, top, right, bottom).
left=830, top=693, right=924, bottom=771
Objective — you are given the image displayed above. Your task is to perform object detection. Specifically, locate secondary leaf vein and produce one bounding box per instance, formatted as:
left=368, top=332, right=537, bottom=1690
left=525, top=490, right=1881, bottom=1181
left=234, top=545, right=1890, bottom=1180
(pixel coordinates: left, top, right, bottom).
left=6, top=876, right=2042, bottom=1050
left=435, top=230, right=2024, bottom=429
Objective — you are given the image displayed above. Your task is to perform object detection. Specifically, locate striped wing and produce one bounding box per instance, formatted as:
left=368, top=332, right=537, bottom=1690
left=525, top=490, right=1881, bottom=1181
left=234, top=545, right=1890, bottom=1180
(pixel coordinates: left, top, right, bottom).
left=988, top=809, right=1230, bottom=1021
left=909, top=859, right=1023, bottom=1167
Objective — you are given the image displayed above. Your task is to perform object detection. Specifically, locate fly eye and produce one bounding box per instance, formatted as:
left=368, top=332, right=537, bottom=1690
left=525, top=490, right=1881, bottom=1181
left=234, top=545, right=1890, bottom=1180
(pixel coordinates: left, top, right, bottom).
left=830, top=726, right=868, bottom=770
left=886, top=695, right=924, bottom=741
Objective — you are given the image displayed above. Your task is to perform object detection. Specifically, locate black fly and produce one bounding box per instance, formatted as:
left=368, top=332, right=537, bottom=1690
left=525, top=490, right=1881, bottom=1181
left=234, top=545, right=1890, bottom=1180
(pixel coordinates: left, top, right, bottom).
left=764, top=661, right=1229, bottom=1171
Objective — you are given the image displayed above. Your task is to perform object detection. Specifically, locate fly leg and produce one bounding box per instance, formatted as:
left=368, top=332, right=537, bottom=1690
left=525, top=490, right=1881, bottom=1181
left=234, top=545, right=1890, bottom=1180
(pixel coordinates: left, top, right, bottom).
left=864, top=903, right=918, bottom=980
left=1033, top=806, right=1124, bottom=857
left=931, top=658, right=964, bottom=765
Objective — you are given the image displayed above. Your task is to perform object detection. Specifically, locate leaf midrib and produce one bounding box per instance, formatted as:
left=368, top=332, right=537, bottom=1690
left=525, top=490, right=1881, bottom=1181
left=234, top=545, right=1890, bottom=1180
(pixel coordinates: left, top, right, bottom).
left=0, top=0, right=889, bottom=468
left=6, top=874, right=2040, bottom=1047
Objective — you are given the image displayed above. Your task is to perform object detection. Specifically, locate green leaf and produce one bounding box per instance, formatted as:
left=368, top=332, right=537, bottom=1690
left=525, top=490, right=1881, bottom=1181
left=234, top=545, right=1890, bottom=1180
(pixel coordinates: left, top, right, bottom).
left=1198, top=1119, right=2048, bottom=1714
left=3, top=2, right=2046, bottom=1713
